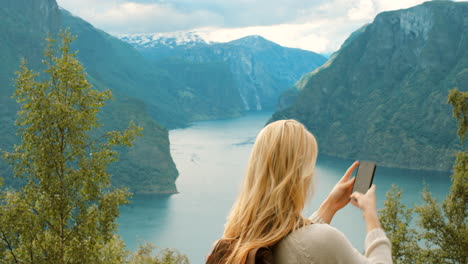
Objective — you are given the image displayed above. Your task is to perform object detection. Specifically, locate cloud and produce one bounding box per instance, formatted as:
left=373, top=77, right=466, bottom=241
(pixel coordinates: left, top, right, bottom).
left=197, top=21, right=347, bottom=53
left=375, top=0, right=431, bottom=12
left=57, top=0, right=224, bottom=33
left=348, top=0, right=377, bottom=20
left=56, top=0, right=461, bottom=53
left=94, top=2, right=223, bottom=33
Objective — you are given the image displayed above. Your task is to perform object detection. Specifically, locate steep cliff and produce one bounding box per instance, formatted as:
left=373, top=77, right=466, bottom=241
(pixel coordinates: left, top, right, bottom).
left=271, top=1, right=468, bottom=171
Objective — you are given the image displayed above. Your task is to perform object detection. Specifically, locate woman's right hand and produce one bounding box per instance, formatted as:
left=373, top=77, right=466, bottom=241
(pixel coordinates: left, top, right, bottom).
left=350, top=184, right=377, bottom=215
left=350, top=185, right=381, bottom=232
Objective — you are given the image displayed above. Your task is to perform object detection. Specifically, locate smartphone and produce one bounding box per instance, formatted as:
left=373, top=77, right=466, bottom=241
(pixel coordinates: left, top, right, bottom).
left=352, top=161, right=376, bottom=194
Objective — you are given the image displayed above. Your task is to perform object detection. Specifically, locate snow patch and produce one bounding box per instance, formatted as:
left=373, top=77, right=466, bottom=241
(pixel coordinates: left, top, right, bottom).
left=120, top=31, right=213, bottom=48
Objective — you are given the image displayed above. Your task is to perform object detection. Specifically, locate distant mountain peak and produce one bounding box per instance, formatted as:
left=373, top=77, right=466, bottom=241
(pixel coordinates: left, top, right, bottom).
left=120, top=31, right=211, bottom=49
left=119, top=31, right=283, bottom=50
left=240, top=35, right=266, bottom=41
left=227, top=35, right=277, bottom=47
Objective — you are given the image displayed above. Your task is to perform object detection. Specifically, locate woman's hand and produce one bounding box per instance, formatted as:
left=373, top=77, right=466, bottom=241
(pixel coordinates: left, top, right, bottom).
left=327, top=161, right=359, bottom=211
left=350, top=185, right=381, bottom=232
left=317, top=161, right=359, bottom=223
left=350, top=184, right=377, bottom=214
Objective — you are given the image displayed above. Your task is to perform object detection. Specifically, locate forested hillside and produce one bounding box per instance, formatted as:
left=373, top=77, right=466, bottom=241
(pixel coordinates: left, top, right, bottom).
left=0, top=0, right=178, bottom=193
left=271, top=1, right=468, bottom=171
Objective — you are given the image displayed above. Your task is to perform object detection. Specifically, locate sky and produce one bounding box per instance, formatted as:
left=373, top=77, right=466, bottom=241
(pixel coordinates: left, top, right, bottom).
left=55, top=0, right=459, bottom=53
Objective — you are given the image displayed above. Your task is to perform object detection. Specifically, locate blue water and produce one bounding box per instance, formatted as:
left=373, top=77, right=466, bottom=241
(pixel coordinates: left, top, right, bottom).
left=118, top=112, right=451, bottom=263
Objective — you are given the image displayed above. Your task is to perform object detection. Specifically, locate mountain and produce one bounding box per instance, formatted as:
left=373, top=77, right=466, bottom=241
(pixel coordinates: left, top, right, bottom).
left=271, top=1, right=468, bottom=172
left=0, top=0, right=178, bottom=194
left=121, top=31, right=210, bottom=49
left=64, top=13, right=250, bottom=126
left=60, top=10, right=192, bottom=128
left=121, top=33, right=328, bottom=111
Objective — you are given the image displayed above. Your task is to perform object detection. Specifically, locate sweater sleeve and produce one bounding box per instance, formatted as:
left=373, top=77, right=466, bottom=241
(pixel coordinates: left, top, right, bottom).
left=288, top=213, right=392, bottom=264
left=364, top=228, right=393, bottom=263
left=309, top=211, right=326, bottom=224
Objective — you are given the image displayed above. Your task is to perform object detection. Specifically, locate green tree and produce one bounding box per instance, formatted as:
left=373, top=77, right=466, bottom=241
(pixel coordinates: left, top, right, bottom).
left=378, top=185, right=419, bottom=263
left=0, top=30, right=142, bottom=263
left=448, top=89, right=468, bottom=143
left=414, top=89, right=468, bottom=264
left=379, top=88, right=468, bottom=264
left=128, top=243, right=189, bottom=264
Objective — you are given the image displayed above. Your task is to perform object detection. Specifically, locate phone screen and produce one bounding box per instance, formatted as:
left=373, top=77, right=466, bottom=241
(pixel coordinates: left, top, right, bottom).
left=352, top=161, right=376, bottom=194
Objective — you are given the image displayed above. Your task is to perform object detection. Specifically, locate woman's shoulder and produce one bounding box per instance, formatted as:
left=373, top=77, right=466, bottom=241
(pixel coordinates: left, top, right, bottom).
left=285, top=223, right=347, bottom=246
left=273, top=223, right=352, bottom=263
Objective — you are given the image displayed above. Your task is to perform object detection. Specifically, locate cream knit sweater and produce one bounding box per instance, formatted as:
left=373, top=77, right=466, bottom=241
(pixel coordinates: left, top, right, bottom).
left=273, top=212, right=393, bottom=264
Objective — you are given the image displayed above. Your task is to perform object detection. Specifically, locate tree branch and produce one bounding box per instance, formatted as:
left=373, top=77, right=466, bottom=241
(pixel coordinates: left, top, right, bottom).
left=0, top=229, right=20, bottom=264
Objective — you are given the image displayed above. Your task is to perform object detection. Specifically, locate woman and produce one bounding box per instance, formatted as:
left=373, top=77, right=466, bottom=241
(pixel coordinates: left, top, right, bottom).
left=210, top=120, right=392, bottom=263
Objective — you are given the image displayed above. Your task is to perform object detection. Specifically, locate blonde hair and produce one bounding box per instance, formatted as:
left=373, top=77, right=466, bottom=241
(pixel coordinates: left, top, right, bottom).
left=222, top=119, right=318, bottom=263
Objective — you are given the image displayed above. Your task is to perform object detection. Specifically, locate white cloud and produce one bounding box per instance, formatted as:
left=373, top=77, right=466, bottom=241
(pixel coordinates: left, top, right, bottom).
left=56, top=0, right=462, bottom=53
left=348, top=0, right=377, bottom=20
left=95, top=2, right=223, bottom=33
left=196, top=21, right=342, bottom=53
left=58, top=1, right=224, bottom=33
left=375, top=0, right=429, bottom=12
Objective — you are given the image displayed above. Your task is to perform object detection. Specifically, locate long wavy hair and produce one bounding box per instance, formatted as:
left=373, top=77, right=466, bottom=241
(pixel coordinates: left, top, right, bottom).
left=222, top=119, right=318, bottom=263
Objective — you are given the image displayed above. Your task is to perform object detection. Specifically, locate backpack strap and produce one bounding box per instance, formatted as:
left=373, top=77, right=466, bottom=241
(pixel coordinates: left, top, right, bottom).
left=246, top=246, right=274, bottom=264
left=206, top=239, right=275, bottom=264
left=206, top=239, right=235, bottom=264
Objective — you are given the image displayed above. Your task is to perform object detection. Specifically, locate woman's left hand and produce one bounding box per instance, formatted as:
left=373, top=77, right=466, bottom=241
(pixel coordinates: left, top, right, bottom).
left=327, top=161, right=359, bottom=212
left=317, top=161, right=359, bottom=223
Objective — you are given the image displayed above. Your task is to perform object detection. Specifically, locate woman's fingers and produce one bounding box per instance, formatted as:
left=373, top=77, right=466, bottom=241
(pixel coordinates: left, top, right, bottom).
left=350, top=191, right=362, bottom=205
left=345, top=177, right=356, bottom=187
left=350, top=191, right=362, bottom=199
left=350, top=185, right=377, bottom=213
left=341, top=177, right=356, bottom=194
left=341, top=161, right=359, bottom=182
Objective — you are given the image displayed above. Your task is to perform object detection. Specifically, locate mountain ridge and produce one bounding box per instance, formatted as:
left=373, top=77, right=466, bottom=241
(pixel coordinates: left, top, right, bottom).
left=121, top=31, right=211, bottom=48
left=121, top=33, right=327, bottom=111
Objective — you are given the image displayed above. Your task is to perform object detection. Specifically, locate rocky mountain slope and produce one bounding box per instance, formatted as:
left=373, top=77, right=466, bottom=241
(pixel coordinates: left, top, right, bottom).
left=122, top=34, right=327, bottom=111
left=271, top=1, right=468, bottom=171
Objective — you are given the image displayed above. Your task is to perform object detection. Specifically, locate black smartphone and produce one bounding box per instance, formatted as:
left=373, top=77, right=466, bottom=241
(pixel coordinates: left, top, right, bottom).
left=352, top=161, right=376, bottom=194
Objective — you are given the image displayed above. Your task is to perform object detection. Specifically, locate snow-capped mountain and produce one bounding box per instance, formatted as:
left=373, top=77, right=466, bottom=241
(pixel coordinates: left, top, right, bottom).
left=120, top=33, right=327, bottom=111
left=120, top=31, right=210, bottom=48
